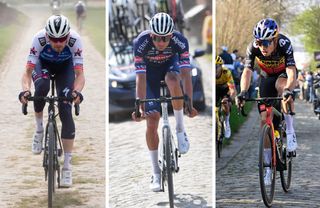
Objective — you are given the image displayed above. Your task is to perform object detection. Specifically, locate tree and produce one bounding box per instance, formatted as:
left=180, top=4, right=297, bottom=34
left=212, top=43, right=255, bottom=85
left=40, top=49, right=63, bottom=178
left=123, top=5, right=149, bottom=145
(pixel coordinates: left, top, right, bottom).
left=291, top=6, right=320, bottom=53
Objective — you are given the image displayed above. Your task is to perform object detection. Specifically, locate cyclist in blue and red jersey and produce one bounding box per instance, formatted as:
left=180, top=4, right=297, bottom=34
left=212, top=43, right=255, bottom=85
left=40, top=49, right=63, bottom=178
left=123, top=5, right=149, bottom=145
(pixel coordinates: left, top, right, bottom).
left=19, top=15, right=85, bottom=188
left=131, top=12, right=198, bottom=192
left=236, top=18, right=297, bottom=185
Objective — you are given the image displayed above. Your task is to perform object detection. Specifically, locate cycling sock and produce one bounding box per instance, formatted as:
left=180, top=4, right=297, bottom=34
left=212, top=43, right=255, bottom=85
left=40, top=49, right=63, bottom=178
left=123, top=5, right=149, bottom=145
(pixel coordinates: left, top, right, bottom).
left=174, top=109, right=184, bottom=133
left=35, top=116, right=43, bottom=133
left=283, top=114, right=294, bottom=134
left=264, top=148, right=271, bottom=165
left=225, top=114, right=230, bottom=126
left=149, top=150, right=160, bottom=175
left=63, top=152, right=72, bottom=170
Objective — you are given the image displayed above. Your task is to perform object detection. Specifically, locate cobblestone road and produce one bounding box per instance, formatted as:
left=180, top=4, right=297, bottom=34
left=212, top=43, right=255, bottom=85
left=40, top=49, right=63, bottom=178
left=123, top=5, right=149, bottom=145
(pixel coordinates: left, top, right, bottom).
left=216, top=100, right=320, bottom=208
left=109, top=56, right=213, bottom=208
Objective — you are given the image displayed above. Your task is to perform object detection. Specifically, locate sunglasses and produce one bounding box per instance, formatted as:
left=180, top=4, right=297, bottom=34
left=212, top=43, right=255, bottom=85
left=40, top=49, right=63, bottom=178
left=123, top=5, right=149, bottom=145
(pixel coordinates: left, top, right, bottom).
left=152, top=35, right=171, bottom=42
left=48, top=35, right=68, bottom=43
left=256, top=39, right=273, bottom=47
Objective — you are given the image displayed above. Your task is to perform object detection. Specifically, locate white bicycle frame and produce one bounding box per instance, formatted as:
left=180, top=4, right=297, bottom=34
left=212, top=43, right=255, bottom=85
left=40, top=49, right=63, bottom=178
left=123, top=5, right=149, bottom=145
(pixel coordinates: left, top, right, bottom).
left=158, top=95, right=179, bottom=175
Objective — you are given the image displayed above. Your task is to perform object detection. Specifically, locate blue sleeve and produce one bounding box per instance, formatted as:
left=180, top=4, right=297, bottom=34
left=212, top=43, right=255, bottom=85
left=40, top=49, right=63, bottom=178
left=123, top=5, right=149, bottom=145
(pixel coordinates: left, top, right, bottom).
left=133, top=36, right=147, bottom=74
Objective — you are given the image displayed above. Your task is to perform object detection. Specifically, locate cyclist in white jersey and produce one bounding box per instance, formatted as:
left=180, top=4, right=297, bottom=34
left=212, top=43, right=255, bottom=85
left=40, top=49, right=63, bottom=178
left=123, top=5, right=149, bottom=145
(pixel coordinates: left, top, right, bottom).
left=19, top=15, right=85, bottom=188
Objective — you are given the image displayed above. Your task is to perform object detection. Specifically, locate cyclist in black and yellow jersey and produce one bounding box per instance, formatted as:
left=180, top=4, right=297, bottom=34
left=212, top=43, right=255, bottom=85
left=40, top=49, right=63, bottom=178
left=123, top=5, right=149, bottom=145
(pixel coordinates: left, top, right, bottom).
left=216, top=56, right=237, bottom=138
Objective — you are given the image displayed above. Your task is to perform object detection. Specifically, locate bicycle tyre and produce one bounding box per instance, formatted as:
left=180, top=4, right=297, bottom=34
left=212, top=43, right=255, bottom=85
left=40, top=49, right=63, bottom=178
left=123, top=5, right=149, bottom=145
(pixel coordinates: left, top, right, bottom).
left=279, top=120, right=292, bottom=192
left=163, top=126, right=174, bottom=208
left=48, top=122, right=56, bottom=208
left=259, top=124, right=276, bottom=207
left=216, top=110, right=223, bottom=158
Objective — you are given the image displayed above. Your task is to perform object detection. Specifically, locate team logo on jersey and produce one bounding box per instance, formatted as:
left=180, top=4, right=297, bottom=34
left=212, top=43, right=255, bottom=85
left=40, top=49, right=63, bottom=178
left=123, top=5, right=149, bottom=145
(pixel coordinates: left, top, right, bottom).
left=38, top=37, right=46, bottom=46
left=279, top=38, right=290, bottom=47
left=68, top=37, right=77, bottom=47
left=74, top=48, right=82, bottom=57
left=30, top=47, right=37, bottom=55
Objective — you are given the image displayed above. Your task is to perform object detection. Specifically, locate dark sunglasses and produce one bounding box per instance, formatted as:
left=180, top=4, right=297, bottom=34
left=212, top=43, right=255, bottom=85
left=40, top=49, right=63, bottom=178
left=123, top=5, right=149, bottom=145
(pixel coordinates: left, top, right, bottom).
left=152, top=35, right=171, bottom=42
left=48, top=35, right=68, bottom=43
left=256, top=39, right=273, bottom=47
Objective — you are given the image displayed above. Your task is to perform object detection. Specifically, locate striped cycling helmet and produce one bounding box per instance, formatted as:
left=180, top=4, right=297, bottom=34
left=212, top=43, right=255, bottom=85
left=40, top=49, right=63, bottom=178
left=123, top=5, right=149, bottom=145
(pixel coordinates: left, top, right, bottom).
left=149, top=13, right=174, bottom=36
left=216, top=56, right=224, bottom=65
left=45, top=15, right=70, bottom=38
left=253, top=18, right=278, bottom=40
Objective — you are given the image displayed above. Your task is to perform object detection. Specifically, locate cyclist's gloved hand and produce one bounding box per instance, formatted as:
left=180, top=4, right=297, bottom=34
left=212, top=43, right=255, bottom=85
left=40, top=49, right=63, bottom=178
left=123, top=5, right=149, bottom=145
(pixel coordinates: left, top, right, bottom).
left=282, top=88, right=293, bottom=101
left=72, top=90, right=83, bottom=104
left=236, top=91, right=248, bottom=108
left=18, top=90, right=31, bottom=104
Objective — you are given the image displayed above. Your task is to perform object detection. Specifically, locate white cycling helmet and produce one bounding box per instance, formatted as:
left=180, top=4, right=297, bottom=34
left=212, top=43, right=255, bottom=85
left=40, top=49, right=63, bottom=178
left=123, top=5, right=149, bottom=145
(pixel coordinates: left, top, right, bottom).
left=45, top=15, right=70, bottom=38
left=149, top=12, right=174, bottom=36
left=253, top=18, right=278, bottom=40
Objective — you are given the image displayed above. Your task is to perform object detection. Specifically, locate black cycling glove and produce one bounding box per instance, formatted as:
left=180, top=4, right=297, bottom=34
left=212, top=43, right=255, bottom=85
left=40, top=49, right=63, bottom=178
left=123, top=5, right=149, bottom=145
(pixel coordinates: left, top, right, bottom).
left=18, top=90, right=31, bottom=102
left=282, top=88, right=293, bottom=99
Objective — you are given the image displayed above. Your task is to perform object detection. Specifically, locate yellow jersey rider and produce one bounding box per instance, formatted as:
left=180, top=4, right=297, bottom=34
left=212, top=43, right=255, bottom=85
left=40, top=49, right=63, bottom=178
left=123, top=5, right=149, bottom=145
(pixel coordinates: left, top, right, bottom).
left=216, top=55, right=237, bottom=138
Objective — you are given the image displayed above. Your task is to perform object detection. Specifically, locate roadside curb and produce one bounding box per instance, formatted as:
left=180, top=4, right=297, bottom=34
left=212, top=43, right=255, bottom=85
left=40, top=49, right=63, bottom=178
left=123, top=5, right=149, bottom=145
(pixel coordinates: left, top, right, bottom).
left=216, top=106, right=260, bottom=172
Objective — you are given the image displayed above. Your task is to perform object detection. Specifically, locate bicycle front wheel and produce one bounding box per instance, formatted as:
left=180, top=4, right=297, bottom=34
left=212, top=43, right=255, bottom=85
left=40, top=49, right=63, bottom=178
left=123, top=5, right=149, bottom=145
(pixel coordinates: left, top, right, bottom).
left=48, top=122, right=56, bottom=208
left=279, top=120, right=292, bottom=192
left=163, top=126, right=174, bottom=208
left=259, top=124, right=276, bottom=207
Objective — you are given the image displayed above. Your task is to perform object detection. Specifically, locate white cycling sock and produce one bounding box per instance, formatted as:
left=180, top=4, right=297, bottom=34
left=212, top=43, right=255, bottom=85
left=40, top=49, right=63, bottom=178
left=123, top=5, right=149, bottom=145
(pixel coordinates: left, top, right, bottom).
left=35, top=116, right=43, bottom=133
left=174, top=109, right=184, bottom=133
left=264, top=148, right=272, bottom=165
left=149, top=150, right=160, bottom=175
left=284, top=114, right=294, bottom=134
left=63, top=152, right=72, bottom=170
left=225, top=114, right=230, bottom=126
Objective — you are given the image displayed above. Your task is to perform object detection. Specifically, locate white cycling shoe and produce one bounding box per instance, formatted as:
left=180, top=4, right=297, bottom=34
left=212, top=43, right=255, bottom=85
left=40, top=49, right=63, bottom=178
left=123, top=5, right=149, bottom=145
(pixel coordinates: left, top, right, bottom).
left=224, top=121, right=231, bottom=139
left=264, top=167, right=272, bottom=186
left=32, top=131, right=44, bottom=154
left=150, top=174, right=161, bottom=192
left=176, top=131, right=189, bottom=154
left=287, top=132, right=297, bottom=152
left=60, top=168, right=72, bottom=188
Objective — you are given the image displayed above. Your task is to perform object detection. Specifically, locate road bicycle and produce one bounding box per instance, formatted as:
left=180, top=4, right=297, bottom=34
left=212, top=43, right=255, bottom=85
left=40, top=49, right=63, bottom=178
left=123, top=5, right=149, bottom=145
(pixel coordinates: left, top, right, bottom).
left=239, top=97, right=294, bottom=207
left=22, top=75, right=79, bottom=208
left=215, top=102, right=225, bottom=159
left=135, top=81, right=191, bottom=208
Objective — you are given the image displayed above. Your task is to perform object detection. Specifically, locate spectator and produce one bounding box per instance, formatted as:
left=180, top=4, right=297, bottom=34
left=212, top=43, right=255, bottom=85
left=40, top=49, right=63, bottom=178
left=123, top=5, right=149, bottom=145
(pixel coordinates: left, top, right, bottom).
left=297, top=70, right=305, bottom=100
left=230, top=49, right=238, bottom=61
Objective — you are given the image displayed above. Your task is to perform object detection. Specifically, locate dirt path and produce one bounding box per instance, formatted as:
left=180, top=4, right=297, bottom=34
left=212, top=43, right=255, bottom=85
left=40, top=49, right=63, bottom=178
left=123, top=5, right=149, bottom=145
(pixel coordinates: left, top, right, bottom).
left=0, top=5, right=105, bottom=208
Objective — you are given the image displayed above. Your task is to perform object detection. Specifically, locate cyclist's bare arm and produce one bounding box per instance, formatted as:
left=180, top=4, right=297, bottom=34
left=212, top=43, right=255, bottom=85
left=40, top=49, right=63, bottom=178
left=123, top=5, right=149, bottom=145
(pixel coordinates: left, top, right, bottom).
left=180, top=67, right=198, bottom=118
left=240, top=67, right=252, bottom=92
left=20, top=66, right=34, bottom=104
left=132, top=73, right=146, bottom=121
left=284, top=66, right=296, bottom=91
left=73, top=68, right=85, bottom=104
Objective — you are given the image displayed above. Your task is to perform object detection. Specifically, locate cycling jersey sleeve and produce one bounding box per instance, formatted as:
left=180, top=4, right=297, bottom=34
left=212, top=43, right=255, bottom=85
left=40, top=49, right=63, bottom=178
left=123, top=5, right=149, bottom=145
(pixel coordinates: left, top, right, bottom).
left=244, top=42, right=255, bottom=70
left=278, top=36, right=296, bottom=67
left=69, top=30, right=84, bottom=70
left=133, top=36, right=148, bottom=74
left=171, top=34, right=191, bottom=69
left=26, top=30, right=46, bottom=68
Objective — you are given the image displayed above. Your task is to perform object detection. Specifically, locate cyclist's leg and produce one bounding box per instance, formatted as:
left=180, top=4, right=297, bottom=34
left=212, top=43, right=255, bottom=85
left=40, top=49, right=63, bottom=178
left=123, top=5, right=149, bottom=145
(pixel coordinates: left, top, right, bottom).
left=145, top=66, right=162, bottom=191
left=258, top=76, right=278, bottom=169
left=55, top=60, right=75, bottom=186
left=275, top=73, right=297, bottom=152
left=31, top=60, right=50, bottom=153
left=165, top=59, right=190, bottom=153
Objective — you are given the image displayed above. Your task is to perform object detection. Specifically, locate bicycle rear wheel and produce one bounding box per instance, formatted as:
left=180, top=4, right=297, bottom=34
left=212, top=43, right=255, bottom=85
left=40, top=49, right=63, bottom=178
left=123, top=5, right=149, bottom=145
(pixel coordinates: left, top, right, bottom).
left=259, top=124, right=276, bottom=207
left=48, top=122, right=56, bottom=208
left=279, top=120, right=292, bottom=192
left=163, top=126, right=174, bottom=208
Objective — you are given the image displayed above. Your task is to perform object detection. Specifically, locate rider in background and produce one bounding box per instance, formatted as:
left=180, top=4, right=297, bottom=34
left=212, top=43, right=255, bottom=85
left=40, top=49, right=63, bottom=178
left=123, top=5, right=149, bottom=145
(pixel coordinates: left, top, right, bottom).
left=131, top=12, right=197, bottom=192
left=236, top=18, right=297, bottom=185
left=216, top=56, right=237, bottom=139
left=19, top=15, right=85, bottom=188
left=75, top=0, right=86, bottom=32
